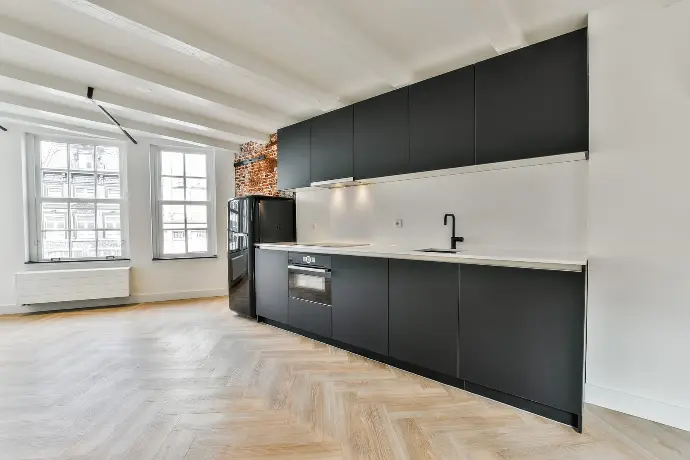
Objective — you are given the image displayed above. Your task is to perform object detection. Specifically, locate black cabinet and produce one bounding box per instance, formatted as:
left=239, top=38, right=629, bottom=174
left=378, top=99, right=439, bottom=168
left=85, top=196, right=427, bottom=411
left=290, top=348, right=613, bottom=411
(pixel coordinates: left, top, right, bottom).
left=475, top=29, right=588, bottom=164
left=409, top=66, right=475, bottom=172
left=255, top=249, right=288, bottom=323
left=389, top=259, right=459, bottom=377
left=459, top=264, right=585, bottom=414
left=310, top=106, right=353, bottom=183
left=331, top=256, right=388, bottom=355
left=353, top=87, right=410, bottom=180
left=288, top=297, right=331, bottom=338
left=277, top=120, right=310, bottom=189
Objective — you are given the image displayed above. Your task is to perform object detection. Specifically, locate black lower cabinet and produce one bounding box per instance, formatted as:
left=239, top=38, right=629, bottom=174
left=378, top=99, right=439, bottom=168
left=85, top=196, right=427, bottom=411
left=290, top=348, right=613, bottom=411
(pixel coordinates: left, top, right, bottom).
left=288, top=297, right=331, bottom=338
left=459, top=265, right=586, bottom=416
left=331, top=256, right=389, bottom=355
left=389, top=259, right=459, bottom=377
left=255, top=249, right=288, bottom=323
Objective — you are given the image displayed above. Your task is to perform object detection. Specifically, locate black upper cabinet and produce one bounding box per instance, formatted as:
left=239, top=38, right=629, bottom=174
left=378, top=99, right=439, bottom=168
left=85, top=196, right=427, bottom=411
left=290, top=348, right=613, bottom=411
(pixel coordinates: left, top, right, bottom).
left=459, top=264, right=585, bottom=414
left=409, top=66, right=475, bottom=172
left=255, top=249, right=288, bottom=323
left=310, top=106, right=353, bottom=183
left=331, top=256, right=389, bottom=355
left=354, top=87, right=410, bottom=180
left=475, top=29, right=588, bottom=164
left=389, top=259, right=459, bottom=377
left=277, top=120, right=310, bottom=190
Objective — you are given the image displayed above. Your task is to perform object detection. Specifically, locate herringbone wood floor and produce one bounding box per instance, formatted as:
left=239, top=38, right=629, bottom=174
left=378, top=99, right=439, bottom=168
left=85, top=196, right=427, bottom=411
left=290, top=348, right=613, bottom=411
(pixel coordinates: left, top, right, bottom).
left=0, top=297, right=688, bottom=460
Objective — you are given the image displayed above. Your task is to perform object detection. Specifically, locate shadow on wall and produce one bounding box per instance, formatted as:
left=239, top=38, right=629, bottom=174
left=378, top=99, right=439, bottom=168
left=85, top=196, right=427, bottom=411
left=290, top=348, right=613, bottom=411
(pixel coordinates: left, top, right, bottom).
left=236, top=133, right=294, bottom=198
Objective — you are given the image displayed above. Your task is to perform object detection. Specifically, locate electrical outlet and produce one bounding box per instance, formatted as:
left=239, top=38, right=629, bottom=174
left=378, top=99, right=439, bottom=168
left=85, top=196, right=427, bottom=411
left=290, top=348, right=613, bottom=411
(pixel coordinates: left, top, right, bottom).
left=394, top=219, right=403, bottom=229
left=311, top=222, right=317, bottom=230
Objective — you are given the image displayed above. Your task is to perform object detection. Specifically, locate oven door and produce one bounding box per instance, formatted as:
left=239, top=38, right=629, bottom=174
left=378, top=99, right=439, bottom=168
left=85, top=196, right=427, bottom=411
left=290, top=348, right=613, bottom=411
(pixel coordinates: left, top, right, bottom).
left=288, top=264, right=332, bottom=306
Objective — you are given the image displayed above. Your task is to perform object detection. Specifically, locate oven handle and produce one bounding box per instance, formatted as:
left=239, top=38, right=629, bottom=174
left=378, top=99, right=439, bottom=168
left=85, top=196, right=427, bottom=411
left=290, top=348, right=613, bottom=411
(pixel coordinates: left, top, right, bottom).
left=288, top=264, right=330, bottom=274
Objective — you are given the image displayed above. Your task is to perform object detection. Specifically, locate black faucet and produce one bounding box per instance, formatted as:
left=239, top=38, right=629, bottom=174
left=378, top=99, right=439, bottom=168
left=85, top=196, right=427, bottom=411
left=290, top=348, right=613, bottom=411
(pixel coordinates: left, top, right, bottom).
left=444, top=214, right=464, bottom=249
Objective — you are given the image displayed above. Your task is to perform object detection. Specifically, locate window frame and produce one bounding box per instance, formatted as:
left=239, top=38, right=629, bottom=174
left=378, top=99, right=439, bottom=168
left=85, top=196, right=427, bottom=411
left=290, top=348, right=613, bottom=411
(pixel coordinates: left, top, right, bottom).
left=150, top=145, right=217, bottom=260
left=26, top=133, right=129, bottom=263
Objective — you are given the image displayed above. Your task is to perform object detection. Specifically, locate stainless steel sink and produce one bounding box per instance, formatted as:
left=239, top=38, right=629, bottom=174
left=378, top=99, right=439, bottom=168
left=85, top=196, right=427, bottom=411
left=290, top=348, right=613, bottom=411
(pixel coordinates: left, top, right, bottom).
left=415, top=248, right=466, bottom=254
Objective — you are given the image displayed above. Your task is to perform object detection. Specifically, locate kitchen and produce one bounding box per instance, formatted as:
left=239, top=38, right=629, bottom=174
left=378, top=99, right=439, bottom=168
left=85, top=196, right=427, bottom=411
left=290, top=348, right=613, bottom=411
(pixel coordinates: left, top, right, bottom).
left=229, top=29, right=589, bottom=431
left=1, top=0, right=688, bottom=458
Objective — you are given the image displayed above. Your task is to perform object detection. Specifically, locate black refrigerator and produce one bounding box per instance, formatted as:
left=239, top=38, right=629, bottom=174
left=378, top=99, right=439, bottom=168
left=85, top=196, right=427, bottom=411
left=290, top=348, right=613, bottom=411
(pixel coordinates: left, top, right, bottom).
left=228, top=195, right=295, bottom=318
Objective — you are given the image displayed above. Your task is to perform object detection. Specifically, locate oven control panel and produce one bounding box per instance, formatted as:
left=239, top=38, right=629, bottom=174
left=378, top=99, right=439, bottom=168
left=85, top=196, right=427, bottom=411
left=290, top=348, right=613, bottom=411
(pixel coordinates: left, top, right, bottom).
left=288, top=252, right=332, bottom=269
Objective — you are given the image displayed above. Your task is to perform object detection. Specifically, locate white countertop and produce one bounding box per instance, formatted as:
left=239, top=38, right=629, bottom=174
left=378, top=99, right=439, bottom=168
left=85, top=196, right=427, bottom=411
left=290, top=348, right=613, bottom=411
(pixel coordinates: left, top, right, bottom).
left=255, top=243, right=587, bottom=272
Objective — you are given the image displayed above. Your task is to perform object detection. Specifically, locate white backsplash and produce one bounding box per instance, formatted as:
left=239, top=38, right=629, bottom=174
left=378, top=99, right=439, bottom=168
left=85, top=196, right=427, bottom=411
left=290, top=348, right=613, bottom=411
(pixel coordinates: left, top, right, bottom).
left=296, top=160, right=588, bottom=252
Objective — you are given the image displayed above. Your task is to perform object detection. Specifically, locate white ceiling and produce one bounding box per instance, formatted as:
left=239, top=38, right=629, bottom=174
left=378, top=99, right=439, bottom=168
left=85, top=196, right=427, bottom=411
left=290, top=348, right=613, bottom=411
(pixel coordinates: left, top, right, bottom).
left=0, top=0, right=622, bottom=151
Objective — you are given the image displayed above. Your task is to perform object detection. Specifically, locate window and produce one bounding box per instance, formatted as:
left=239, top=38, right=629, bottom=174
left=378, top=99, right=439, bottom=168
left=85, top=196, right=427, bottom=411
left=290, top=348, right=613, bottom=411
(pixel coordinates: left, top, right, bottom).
left=151, top=146, right=216, bottom=259
left=26, top=135, right=128, bottom=262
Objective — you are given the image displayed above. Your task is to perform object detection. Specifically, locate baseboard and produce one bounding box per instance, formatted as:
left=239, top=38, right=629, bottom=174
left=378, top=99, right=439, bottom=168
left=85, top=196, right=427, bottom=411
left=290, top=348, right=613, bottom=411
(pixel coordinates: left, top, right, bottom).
left=0, top=304, right=26, bottom=315
left=128, top=289, right=228, bottom=304
left=585, top=383, right=690, bottom=432
left=0, top=289, right=229, bottom=316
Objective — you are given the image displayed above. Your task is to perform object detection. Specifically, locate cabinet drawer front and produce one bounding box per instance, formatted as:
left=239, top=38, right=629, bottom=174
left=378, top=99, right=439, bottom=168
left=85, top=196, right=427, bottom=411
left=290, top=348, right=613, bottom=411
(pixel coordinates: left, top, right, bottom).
left=288, top=297, right=332, bottom=338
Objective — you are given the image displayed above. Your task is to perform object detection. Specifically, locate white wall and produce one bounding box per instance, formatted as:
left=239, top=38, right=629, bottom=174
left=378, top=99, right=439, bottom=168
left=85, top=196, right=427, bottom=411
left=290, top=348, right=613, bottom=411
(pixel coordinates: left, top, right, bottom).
left=587, top=0, right=690, bottom=431
left=0, top=123, right=234, bottom=315
left=297, top=160, right=588, bottom=253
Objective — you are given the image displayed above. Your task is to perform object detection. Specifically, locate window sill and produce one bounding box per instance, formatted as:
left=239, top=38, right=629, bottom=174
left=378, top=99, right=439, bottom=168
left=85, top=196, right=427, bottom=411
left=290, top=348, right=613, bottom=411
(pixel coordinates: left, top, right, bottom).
left=26, top=258, right=131, bottom=265
left=152, top=255, right=218, bottom=261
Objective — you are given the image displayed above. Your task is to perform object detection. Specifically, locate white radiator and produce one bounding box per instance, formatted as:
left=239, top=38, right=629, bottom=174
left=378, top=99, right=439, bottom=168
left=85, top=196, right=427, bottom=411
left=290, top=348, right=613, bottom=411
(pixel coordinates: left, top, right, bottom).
left=15, top=267, right=130, bottom=305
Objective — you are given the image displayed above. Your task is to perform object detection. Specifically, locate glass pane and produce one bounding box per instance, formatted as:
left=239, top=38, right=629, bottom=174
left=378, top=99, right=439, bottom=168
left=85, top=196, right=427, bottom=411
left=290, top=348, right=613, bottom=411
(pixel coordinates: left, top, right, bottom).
left=71, top=232, right=96, bottom=258
left=69, top=144, right=95, bottom=171
left=163, top=230, right=186, bottom=254
left=41, top=203, right=68, bottom=230
left=42, top=171, right=68, bottom=198
left=97, top=203, right=120, bottom=229
left=161, top=151, right=183, bottom=176
left=70, top=172, right=95, bottom=198
left=70, top=203, right=95, bottom=233
left=96, top=145, right=119, bottom=172
left=187, top=229, right=208, bottom=252
left=42, top=231, right=69, bottom=260
left=97, top=174, right=121, bottom=199
left=40, top=141, right=67, bottom=169
left=162, top=205, right=185, bottom=229
left=97, top=231, right=122, bottom=258
left=186, top=205, right=207, bottom=229
left=186, top=178, right=207, bottom=201
left=161, top=177, right=184, bottom=200
left=185, top=153, right=206, bottom=177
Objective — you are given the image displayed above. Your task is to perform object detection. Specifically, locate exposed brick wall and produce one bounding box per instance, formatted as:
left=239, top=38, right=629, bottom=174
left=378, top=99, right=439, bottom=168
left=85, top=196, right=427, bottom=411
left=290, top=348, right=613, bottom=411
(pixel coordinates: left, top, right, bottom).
left=235, top=134, right=294, bottom=198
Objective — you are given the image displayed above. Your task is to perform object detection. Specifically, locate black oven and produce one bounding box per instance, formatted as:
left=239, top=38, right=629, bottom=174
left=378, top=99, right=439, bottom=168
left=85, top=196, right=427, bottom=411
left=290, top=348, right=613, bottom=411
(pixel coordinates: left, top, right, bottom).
left=288, top=253, right=331, bottom=307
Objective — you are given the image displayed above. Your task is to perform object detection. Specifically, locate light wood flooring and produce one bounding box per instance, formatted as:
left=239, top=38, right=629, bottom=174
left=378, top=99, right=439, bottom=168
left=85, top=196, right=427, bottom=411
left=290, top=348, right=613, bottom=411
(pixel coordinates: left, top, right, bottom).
left=0, top=297, right=688, bottom=460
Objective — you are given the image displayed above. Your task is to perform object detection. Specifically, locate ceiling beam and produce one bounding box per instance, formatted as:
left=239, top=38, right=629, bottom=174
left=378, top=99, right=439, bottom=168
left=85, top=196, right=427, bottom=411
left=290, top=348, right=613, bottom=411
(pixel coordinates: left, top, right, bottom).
left=464, top=0, right=527, bottom=54
left=0, top=92, right=240, bottom=150
left=0, top=62, right=269, bottom=141
left=261, top=0, right=411, bottom=87
left=52, top=0, right=345, bottom=112
left=0, top=14, right=292, bottom=124
left=0, top=111, right=124, bottom=139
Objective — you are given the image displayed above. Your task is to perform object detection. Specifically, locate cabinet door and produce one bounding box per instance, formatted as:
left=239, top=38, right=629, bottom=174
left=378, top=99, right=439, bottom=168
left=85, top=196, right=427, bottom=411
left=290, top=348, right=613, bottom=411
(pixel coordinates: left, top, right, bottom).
left=409, top=66, right=475, bottom=172
left=459, top=265, right=585, bottom=414
left=475, top=28, right=588, bottom=164
left=277, top=120, right=311, bottom=189
left=354, top=87, right=409, bottom=180
left=310, top=106, right=353, bottom=183
left=331, top=256, right=388, bottom=355
left=255, top=249, right=288, bottom=323
left=389, top=260, right=458, bottom=376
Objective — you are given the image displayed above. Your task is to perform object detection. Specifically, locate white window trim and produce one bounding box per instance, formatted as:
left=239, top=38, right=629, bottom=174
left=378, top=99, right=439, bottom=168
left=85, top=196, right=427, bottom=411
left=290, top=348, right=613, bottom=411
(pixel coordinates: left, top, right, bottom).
left=150, top=144, right=217, bottom=259
left=25, top=133, right=130, bottom=262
